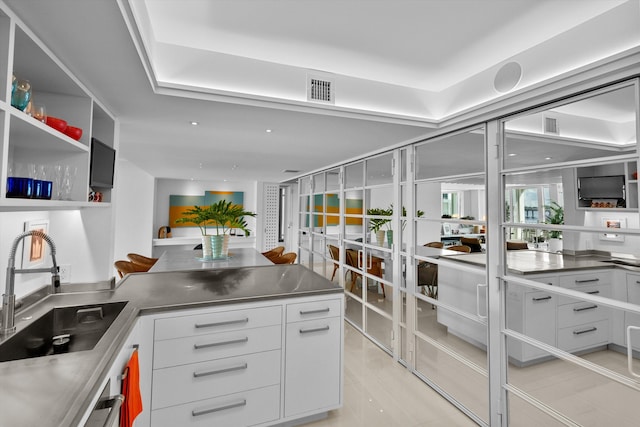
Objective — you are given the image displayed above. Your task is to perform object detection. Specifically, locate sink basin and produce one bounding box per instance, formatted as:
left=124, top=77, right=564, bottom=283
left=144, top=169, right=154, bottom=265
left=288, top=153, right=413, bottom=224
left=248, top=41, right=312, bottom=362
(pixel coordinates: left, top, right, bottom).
left=0, top=301, right=127, bottom=362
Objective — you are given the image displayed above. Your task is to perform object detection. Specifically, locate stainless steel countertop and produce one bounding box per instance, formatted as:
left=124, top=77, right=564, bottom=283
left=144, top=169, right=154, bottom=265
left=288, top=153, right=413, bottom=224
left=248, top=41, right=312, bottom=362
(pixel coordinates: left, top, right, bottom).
left=0, top=263, right=342, bottom=427
left=440, top=250, right=640, bottom=274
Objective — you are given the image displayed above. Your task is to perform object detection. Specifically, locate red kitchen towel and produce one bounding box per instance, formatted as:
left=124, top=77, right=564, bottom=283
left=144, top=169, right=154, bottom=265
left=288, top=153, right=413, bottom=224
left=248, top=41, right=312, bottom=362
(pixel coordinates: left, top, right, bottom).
left=120, top=349, right=143, bottom=427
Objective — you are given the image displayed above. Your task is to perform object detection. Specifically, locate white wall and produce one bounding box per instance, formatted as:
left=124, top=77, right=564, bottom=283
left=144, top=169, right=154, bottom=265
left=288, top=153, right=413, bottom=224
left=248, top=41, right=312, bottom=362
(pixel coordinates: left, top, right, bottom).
left=113, top=159, right=155, bottom=265
left=154, top=178, right=258, bottom=238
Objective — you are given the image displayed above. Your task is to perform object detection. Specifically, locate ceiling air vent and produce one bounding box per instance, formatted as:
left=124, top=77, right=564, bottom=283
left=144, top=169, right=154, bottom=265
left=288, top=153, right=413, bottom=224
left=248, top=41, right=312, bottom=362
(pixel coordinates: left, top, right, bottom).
left=282, top=169, right=301, bottom=174
left=307, top=76, right=335, bottom=104
left=543, top=116, right=559, bottom=135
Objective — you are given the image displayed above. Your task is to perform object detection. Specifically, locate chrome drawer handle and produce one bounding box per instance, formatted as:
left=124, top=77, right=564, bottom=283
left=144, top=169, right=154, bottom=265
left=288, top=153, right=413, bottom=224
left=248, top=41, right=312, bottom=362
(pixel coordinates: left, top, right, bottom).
left=300, top=325, right=330, bottom=334
left=586, top=290, right=600, bottom=295
left=299, top=308, right=330, bottom=315
left=92, top=394, right=124, bottom=427
left=532, top=296, right=552, bottom=301
left=573, top=327, right=597, bottom=335
left=575, top=278, right=599, bottom=284
left=574, top=304, right=598, bottom=312
left=195, top=318, right=249, bottom=329
left=194, top=336, right=248, bottom=350
left=193, top=362, right=248, bottom=378
left=192, top=399, right=247, bottom=417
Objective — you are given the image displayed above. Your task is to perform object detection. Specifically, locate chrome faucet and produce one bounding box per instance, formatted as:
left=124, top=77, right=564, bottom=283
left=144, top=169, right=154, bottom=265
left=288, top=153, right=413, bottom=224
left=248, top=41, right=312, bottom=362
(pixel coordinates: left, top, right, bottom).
left=1, top=230, right=60, bottom=336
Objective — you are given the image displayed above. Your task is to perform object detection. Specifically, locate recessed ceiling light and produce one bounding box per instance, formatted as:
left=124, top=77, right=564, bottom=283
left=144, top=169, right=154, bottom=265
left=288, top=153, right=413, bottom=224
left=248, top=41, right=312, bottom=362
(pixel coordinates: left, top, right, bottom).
left=266, top=129, right=272, bottom=133
left=545, top=157, right=553, bottom=160
left=508, top=153, right=517, bottom=157
left=190, top=121, right=199, bottom=126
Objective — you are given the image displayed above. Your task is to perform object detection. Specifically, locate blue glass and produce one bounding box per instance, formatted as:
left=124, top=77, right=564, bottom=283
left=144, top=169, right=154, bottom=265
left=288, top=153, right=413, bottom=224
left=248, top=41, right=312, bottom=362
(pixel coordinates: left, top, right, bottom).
left=10, top=79, right=31, bottom=111
left=6, top=177, right=33, bottom=198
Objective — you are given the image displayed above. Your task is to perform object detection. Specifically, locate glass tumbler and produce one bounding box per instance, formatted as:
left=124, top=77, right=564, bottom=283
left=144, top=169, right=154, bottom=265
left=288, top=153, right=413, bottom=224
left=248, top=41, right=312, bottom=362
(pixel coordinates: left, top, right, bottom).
left=11, top=79, right=31, bottom=111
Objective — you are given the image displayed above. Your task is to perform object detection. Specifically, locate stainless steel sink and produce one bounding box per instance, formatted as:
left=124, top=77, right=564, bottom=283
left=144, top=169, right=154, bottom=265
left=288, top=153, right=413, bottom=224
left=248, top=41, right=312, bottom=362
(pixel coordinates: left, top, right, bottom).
left=0, top=301, right=127, bottom=362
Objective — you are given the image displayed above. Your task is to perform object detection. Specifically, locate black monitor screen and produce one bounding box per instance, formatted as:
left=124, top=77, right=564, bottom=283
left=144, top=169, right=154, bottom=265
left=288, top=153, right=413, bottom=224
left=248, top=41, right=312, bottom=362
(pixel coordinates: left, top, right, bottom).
left=578, top=175, right=625, bottom=200
left=90, top=138, right=115, bottom=189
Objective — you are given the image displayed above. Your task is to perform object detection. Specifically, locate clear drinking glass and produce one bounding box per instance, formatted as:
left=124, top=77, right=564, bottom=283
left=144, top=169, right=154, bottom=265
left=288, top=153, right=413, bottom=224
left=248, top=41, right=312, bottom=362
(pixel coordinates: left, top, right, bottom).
left=33, top=104, right=46, bottom=123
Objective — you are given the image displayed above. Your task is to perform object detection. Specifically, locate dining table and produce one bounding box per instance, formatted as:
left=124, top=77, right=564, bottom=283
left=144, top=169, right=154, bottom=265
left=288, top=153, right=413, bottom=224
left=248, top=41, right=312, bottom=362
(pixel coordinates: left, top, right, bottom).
left=149, top=247, right=273, bottom=272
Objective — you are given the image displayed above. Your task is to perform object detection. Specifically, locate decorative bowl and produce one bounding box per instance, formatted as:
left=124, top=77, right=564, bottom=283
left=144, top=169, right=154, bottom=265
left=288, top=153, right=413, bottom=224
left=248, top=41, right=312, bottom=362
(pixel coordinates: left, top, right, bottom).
left=64, top=125, right=83, bottom=141
left=46, top=116, right=67, bottom=133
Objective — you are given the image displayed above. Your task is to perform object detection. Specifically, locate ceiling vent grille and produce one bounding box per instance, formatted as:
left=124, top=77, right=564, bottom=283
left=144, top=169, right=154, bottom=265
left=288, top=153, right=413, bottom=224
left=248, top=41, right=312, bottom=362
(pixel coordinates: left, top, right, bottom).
left=544, top=116, right=559, bottom=135
left=307, top=76, right=334, bottom=104
left=282, top=169, right=301, bottom=174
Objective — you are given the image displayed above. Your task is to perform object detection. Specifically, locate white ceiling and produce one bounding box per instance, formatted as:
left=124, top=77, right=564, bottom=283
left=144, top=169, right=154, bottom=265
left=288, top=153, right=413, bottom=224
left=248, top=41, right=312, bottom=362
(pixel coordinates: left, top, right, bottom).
left=4, top=0, right=640, bottom=183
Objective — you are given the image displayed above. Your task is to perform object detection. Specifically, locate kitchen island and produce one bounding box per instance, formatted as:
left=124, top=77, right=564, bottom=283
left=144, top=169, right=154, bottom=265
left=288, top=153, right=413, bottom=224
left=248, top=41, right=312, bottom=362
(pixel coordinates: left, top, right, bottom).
left=0, top=263, right=343, bottom=427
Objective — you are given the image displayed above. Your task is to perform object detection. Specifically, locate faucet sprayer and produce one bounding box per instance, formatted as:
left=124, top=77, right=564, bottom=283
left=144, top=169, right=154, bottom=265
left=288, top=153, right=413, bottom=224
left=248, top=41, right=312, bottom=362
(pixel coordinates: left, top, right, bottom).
left=1, top=230, right=60, bottom=336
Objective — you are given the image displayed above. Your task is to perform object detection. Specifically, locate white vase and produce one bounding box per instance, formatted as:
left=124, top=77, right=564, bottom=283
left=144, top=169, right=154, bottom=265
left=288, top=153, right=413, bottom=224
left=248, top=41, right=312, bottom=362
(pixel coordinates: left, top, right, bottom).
left=201, top=235, right=213, bottom=259
left=548, top=238, right=562, bottom=254
left=375, top=230, right=385, bottom=246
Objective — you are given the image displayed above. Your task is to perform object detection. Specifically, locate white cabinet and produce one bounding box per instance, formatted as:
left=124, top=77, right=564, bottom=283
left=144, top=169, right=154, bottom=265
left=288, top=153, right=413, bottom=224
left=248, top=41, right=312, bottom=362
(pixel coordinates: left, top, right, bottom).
left=507, top=280, right=557, bottom=364
left=284, top=299, right=343, bottom=418
left=150, top=304, right=282, bottom=426
left=625, top=272, right=640, bottom=352
left=138, top=294, right=344, bottom=427
left=0, top=4, right=116, bottom=209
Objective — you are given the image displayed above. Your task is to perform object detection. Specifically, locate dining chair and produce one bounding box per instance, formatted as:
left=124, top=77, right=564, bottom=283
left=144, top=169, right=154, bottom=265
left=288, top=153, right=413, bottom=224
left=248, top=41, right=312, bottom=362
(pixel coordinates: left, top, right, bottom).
left=127, top=253, right=158, bottom=269
left=424, top=241, right=444, bottom=248
left=459, top=237, right=483, bottom=252
left=114, top=260, right=149, bottom=279
left=345, top=249, right=385, bottom=297
left=262, top=246, right=285, bottom=262
left=448, top=244, right=472, bottom=253
left=506, top=240, right=529, bottom=250
left=327, top=244, right=340, bottom=281
left=272, top=252, right=297, bottom=264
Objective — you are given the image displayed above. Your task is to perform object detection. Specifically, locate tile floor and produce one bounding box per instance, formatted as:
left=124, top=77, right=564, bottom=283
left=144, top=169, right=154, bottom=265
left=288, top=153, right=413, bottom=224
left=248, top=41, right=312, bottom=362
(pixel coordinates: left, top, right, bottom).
left=303, top=321, right=476, bottom=427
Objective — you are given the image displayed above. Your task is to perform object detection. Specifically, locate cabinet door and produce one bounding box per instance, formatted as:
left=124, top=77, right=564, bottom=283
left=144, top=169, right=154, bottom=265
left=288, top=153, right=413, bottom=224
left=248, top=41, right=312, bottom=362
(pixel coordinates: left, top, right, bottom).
left=626, top=273, right=640, bottom=351
left=523, top=291, right=557, bottom=360
left=284, top=316, right=342, bottom=417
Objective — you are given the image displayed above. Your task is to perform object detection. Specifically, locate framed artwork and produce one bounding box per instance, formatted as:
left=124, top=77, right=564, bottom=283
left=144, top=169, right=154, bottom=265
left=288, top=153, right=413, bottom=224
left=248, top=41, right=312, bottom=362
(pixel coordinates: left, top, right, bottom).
left=600, top=217, right=625, bottom=242
left=442, top=223, right=452, bottom=236
left=169, top=191, right=245, bottom=228
left=22, top=219, right=49, bottom=268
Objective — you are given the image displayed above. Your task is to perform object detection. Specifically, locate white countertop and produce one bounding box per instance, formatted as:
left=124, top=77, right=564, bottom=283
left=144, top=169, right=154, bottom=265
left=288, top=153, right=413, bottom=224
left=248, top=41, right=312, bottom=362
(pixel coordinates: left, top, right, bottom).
left=149, top=247, right=273, bottom=272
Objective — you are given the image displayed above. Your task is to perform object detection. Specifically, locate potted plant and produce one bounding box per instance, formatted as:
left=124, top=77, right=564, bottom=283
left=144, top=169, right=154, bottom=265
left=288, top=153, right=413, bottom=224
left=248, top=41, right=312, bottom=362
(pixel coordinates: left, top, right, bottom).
left=545, top=201, right=564, bottom=253
left=206, top=200, right=257, bottom=258
left=367, top=207, right=392, bottom=246
left=175, top=205, right=217, bottom=259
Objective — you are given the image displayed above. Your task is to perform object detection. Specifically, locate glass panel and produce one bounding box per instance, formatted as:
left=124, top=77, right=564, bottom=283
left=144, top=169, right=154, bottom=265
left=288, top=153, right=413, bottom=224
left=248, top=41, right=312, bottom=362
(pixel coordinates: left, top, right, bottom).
left=400, top=148, right=408, bottom=183
left=415, top=129, right=485, bottom=180
left=344, top=189, right=364, bottom=242
left=345, top=294, right=363, bottom=329
left=298, top=247, right=310, bottom=268
left=366, top=152, right=393, bottom=186
left=366, top=186, right=393, bottom=248
left=326, top=168, right=340, bottom=191
left=366, top=307, right=392, bottom=351
left=299, top=176, right=312, bottom=195
left=506, top=338, right=640, bottom=426
left=345, top=161, right=363, bottom=189
left=313, top=172, right=325, bottom=193
left=507, top=392, right=567, bottom=426
left=415, top=333, right=488, bottom=423
left=504, top=85, right=637, bottom=170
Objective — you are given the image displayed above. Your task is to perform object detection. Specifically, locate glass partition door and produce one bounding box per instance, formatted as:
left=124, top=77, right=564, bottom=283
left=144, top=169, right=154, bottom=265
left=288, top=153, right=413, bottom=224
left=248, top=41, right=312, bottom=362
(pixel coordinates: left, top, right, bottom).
left=412, top=126, right=489, bottom=425
left=500, top=81, right=640, bottom=425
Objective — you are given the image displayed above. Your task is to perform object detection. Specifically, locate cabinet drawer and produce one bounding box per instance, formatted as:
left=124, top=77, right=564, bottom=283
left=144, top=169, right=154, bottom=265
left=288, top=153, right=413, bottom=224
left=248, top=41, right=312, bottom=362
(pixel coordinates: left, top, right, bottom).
left=154, top=305, right=282, bottom=341
left=154, top=325, right=281, bottom=369
left=557, top=284, right=610, bottom=306
left=150, top=384, right=280, bottom=427
left=286, top=298, right=342, bottom=323
left=558, top=301, right=609, bottom=328
left=559, top=271, right=610, bottom=288
left=152, top=349, right=281, bottom=410
left=557, top=319, right=609, bottom=352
